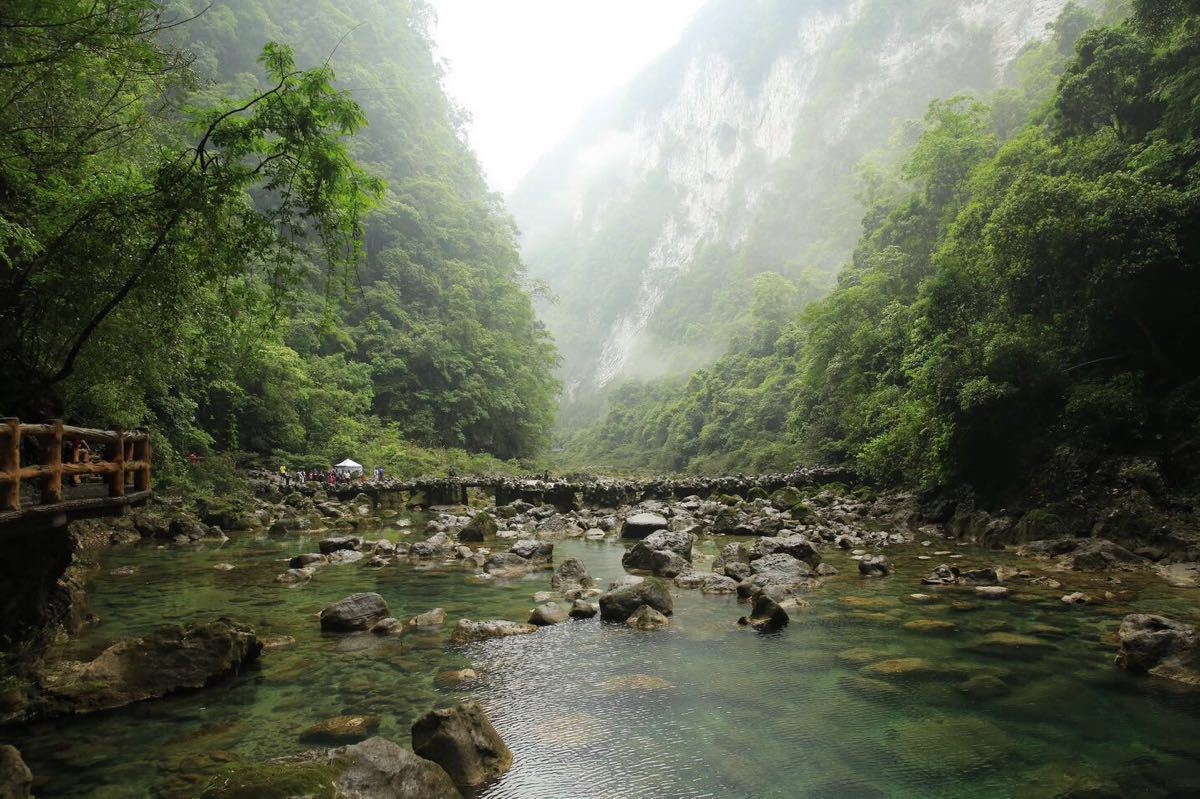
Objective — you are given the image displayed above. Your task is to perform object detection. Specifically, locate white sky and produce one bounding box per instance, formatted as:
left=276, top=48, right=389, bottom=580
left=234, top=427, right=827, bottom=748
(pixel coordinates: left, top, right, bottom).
left=429, top=0, right=707, bottom=194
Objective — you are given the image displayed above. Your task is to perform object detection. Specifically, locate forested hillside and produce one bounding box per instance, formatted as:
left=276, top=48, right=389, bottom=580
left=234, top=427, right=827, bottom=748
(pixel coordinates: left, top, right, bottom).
left=565, top=0, right=1200, bottom=506
left=0, top=0, right=559, bottom=475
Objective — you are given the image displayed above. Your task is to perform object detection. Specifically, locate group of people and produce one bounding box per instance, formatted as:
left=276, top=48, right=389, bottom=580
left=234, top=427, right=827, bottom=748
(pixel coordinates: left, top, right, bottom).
left=276, top=464, right=386, bottom=489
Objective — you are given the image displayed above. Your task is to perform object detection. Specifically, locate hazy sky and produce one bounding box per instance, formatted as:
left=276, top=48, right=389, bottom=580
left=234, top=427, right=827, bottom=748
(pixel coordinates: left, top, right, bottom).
left=429, top=0, right=707, bottom=194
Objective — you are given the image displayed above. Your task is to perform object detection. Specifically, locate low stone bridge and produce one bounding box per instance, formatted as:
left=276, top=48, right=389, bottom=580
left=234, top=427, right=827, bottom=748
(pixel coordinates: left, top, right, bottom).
left=267, top=465, right=859, bottom=511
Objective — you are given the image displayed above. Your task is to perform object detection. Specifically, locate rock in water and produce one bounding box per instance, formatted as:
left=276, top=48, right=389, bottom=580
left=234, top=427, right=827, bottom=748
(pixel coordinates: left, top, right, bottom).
left=408, top=608, right=447, bottom=629
left=1115, top=614, right=1200, bottom=686
left=569, top=600, right=598, bottom=619
left=458, top=511, right=498, bottom=542
left=620, top=512, right=669, bottom=539
left=0, top=746, right=31, bottom=799
left=298, top=714, right=381, bottom=744
left=36, top=619, right=261, bottom=717
left=450, top=619, right=538, bottom=643
left=509, top=539, right=554, bottom=565
left=739, top=593, right=789, bottom=633
left=858, top=555, right=891, bottom=577
left=621, top=542, right=692, bottom=577
left=483, top=552, right=530, bottom=577
left=411, top=701, right=513, bottom=787
left=528, top=603, right=568, bottom=626
left=626, top=605, right=670, bottom=630
left=198, top=736, right=459, bottom=799
left=319, top=593, right=390, bottom=632
left=642, top=530, right=696, bottom=561
left=598, top=579, right=673, bottom=622
left=551, top=557, right=595, bottom=591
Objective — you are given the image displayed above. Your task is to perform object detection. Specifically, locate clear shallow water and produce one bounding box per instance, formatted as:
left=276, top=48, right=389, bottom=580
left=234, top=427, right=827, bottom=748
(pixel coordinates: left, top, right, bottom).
left=6, top=519, right=1200, bottom=798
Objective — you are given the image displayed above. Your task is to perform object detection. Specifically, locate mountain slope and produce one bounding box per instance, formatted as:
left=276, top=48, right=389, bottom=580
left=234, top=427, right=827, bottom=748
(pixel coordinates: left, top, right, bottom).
left=511, top=0, right=1082, bottom=398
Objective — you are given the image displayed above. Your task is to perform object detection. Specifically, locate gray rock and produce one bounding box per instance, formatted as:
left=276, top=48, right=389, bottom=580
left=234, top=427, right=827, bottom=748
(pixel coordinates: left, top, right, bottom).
left=275, top=567, right=313, bottom=584
left=320, top=593, right=390, bottom=632
left=620, top=512, right=669, bottom=539
left=484, top=552, right=530, bottom=577
left=298, top=714, right=381, bottom=744
left=752, top=534, right=821, bottom=567
left=858, top=555, right=891, bottom=577
left=724, top=561, right=752, bottom=581
left=961, top=566, right=999, bottom=584
left=815, top=563, right=839, bottom=576
left=411, top=701, right=513, bottom=787
left=551, top=557, right=595, bottom=591
left=700, top=574, right=740, bottom=594
left=599, top=579, right=674, bottom=622
left=748, top=553, right=813, bottom=589
left=642, top=530, right=696, bottom=561
left=328, top=549, right=364, bottom=565
left=370, top=617, right=405, bottom=636
left=621, top=542, right=692, bottom=577
left=509, top=539, right=554, bottom=565
left=528, top=602, right=568, bottom=626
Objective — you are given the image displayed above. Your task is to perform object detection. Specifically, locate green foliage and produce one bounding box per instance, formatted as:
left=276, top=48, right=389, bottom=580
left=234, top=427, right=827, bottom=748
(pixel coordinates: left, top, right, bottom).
left=0, top=0, right=559, bottom=473
left=562, top=5, right=1200, bottom=501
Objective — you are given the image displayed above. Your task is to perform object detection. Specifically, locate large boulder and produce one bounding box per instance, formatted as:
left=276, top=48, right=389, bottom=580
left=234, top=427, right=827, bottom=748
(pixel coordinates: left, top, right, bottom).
left=528, top=603, right=568, bottom=626
left=1115, top=614, right=1200, bottom=686
left=621, top=543, right=692, bottom=577
left=747, top=553, right=813, bottom=591
left=0, top=746, right=31, bottom=799
left=449, top=619, right=538, bottom=644
left=1067, top=539, right=1145, bottom=571
left=483, top=552, right=530, bottom=577
left=598, top=579, right=673, bottom=622
left=751, top=534, right=820, bottom=567
left=457, top=512, right=498, bottom=542
left=36, top=619, right=261, bottom=716
left=620, top=512, right=669, bottom=539
left=198, top=736, right=460, bottom=799
left=320, top=593, right=390, bottom=632
left=642, top=530, right=696, bottom=561
left=411, top=701, right=513, bottom=787
left=551, top=557, right=595, bottom=591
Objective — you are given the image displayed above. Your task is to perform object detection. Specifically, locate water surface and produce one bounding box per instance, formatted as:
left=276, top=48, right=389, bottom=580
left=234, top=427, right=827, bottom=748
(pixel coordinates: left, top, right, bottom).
left=8, top=521, right=1200, bottom=798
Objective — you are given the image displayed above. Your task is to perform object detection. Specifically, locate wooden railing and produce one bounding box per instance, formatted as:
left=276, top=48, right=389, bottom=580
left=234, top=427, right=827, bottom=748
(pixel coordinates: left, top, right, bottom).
left=0, top=418, right=151, bottom=513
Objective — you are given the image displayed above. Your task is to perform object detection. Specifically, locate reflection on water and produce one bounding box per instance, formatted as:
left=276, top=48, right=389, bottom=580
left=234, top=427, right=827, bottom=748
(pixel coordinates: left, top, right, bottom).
left=6, top=521, right=1200, bottom=798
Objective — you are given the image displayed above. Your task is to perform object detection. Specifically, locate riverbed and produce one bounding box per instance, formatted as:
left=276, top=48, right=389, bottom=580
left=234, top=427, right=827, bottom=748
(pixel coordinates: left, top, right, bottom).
left=8, top=517, right=1200, bottom=798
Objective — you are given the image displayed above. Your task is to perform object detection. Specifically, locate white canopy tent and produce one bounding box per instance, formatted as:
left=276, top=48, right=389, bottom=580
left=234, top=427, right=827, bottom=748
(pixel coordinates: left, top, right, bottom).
left=334, top=458, right=363, bottom=476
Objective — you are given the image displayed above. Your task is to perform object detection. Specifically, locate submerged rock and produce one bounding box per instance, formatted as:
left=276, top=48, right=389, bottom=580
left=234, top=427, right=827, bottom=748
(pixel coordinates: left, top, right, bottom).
left=858, top=555, right=891, bottom=577
left=411, top=701, right=513, bottom=787
left=298, top=714, right=381, bottom=745
left=625, top=605, right=670, bottom=630
left=320, top=593, right=390, bottom=632
left=738, top=593, right=788, bottom=633
left=408, top=608, right=447, bottom=629
left=1115, top=614, right=1200, bottom=686
left=36, top=618, right=261, bottom=717
left=450, top=619, right=537, bottom=644
left=598, top=579, right=673, bottom=622
left=0, top=745, right=31, bottom=799
left=198, top=736, right=459, bottom=799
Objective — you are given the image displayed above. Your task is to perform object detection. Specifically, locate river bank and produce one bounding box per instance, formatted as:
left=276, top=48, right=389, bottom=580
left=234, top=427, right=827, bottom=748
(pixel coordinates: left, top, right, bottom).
left=2, top=475, right=1199, bottom=796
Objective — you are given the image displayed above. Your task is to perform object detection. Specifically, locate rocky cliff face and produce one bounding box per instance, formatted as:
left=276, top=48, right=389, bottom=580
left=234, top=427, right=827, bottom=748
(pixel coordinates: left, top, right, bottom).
left=511, top=0, right=1077, bottom=395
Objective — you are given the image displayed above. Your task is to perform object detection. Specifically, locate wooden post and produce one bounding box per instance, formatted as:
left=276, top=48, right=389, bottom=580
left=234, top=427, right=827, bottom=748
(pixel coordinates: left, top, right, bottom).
left=134, top=431, right=151, bottom=492
left=42, top=419, right=63, bottom=504
left=108, top=427, right=125, bottom=498
left=1, top=418, right=19, bottom=511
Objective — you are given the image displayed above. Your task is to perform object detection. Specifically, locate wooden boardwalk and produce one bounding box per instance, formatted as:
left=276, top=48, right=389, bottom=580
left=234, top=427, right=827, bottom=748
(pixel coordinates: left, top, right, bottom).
left=0, top=418, right=152, bottom=526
